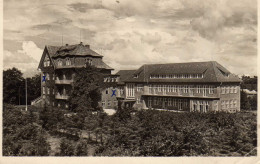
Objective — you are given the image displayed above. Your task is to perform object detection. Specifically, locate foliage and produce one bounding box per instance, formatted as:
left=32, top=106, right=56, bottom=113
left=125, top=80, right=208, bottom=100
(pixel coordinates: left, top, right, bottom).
left=94, top=110, right=257, bottom=156
left=68, top=66, right=104, bottom=112
left=3, top=67, right=41, bottom=105
left=3, top=104, right=50, bottom=156
left=3, top=68, right=24, bottom=105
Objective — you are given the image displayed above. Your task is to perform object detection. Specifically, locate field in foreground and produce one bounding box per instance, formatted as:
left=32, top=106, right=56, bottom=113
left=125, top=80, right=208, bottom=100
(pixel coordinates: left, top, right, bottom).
left=3, top=104, right=257, bottom=156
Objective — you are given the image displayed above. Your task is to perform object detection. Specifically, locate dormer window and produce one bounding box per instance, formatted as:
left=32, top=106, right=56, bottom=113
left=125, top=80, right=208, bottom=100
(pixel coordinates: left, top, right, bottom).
left=134, top=74, right=138, bottom=78
left=66, top=58, right=71, bottom=66
left=85, top=58, right=92, bottom=66
left=57, top=59, right=62, bottom=66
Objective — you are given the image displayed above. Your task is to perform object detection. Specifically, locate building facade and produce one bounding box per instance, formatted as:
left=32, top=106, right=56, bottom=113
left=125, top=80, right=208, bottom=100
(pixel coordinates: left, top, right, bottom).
left=35, top=43, right=241, bottom=113
left=36, top=42, right=114, bottom=108
left=103, top=61, right=241, bottom=113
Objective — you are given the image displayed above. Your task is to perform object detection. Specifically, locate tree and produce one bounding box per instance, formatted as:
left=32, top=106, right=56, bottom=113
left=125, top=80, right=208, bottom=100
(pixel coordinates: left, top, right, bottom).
left=3, top=67, right=24, bottom=105
left=69, top=66, right=104, bottom=112
left=240, top=90, right=251, bottom=110
left=27, top=73, right=41, bottom=104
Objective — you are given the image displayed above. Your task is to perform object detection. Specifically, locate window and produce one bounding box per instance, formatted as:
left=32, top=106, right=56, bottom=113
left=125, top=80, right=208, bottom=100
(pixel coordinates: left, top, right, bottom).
left=234, top=86, right=237, bottom=93
left=85, top=58, right=92, bottom=65
left=158, top=85, right=162, bottom=92
left=126, top=84, right=135, bottom=97
left=66, top=58, right=71, bottom=65
left=168, top=85, right=171, bottom=92
left=58, top=103, right=61, bottom=107
left=234, top=100, right=237, bottom=107
left=108, top=101, right=111, bottom=106
left=114, top=101, right=118, bottom=106
left=221, top=87, right=225, bottom=94
left=137, top=98, right=141, bottom=104
left=120, top=87, right=124, bottom=95
left=106, top=89, right=108, bottom=94
left=46, top=73, right=49, bottom=80
left=43, top=86, right=45, bottom=94
left=205, top=101, right=209, bottom=112
left=154, top=97, right=157, bottom=105
left=102, top=101, right=105, bottom=107
left=149, top=85, right=153, bottom=94
left=158, top=98, right=162, bottom=105
left=230, top=100, right=233, bottom=108
left=226, top=101, right=229, bottom=109
left=163, top=85, right=167, bottom=94
left=47, top=87, right=50, bottom=94
left=184, top=85, right=188, bottom=93
left=226, top=86, right=230, bottom=94
left=148, top=97, right=152, bottom=107
left=57, top=59, right=62, bottom=66
left=221, top=101, right=225, bottom=109
left=52, top=102, right=55, bottom=107
left=52, top=89, right=55, bottom=95
left=209, top=86, right=214, bottom=94
left=197, top=85, right=201, bottom=93
left=168, top=98, right=172, bottom=106
left=137, top=84, right=143, bottom=92
left=230, top=86, right=233, bottom=93
left=153, top=85, right=157, bottom=93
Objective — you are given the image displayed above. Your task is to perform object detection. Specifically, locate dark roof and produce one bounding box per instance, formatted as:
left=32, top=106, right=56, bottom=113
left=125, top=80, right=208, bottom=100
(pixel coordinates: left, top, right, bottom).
left=115, top=70, right=136, bottom=85
left=97, top=60, right=114, bottom=70
left=42, top=44, right=113, bottom=70
left=122, top=61, right=241, bottom=83
left=46, top=45, right=60, bottom=57
left=52, top=43, right=103, bottom=58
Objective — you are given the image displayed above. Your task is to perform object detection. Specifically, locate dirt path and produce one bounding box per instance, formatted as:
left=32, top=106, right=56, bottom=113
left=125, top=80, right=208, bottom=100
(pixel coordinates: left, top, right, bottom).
left=46, top=133, right=61, bottom=156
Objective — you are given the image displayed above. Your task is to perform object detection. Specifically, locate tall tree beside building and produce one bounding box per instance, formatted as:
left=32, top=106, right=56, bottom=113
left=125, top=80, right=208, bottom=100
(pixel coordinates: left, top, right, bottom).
left=3, top=67, right=24, bottom=105
left=69, top=66, right=104, bottom=112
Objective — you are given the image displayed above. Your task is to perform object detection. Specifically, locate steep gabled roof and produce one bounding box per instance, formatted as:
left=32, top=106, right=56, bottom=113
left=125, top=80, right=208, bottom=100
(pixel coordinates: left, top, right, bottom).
left=122, top=61, right=241, bottom=83
left=52, top=43, right=103, bottom=58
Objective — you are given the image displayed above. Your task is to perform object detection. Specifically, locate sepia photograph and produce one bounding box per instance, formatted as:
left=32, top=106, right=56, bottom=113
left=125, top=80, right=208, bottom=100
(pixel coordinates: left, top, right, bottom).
left=2, top=0, right=257, bottom=159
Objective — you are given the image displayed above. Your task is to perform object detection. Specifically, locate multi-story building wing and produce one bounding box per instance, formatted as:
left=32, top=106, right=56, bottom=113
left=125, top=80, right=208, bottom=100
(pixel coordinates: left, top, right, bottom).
left=116, top=61, right=241, bottom=113
left=36, top=42, right=113, bottom=108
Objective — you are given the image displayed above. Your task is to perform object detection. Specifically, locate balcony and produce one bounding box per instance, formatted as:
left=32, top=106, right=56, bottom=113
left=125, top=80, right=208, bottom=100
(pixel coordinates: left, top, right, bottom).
left=55, top=94, right=69, bottom=100
left=55, top=79, right=73, bottom=84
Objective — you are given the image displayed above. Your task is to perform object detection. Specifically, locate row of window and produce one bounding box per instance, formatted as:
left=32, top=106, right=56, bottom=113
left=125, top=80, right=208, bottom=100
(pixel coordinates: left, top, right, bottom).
left=102, top=100, right=118, bottom=107
left=43, top=86, right=70, bottom=95
left=147, top=97, right=189, bottom=107
left=148, top=85, right=215, bottom=94
left=104, top=77, right=118, bottom=83
left=190, top=100, right=210, bottom=112
left=221, top=100, right=238, bottom=109
left=150, top=73, right=203, bottom=79
left=221, top=86, right=238, bottom=94
left=56, top=58, right=92, bottom=66
left=42, top=86, right=55, bottom=95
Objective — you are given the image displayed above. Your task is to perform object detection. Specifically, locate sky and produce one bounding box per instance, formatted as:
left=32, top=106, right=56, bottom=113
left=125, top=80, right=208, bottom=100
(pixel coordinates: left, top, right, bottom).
left=3, top=0, right=257, bottom=77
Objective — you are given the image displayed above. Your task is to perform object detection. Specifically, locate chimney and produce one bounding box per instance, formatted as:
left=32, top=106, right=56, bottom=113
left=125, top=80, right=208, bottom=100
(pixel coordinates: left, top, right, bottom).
left=85, top=44, right=90, bottom=48
left=65, top=44, right=68, bottom=46
left=80, top=42, right=83, bottom=45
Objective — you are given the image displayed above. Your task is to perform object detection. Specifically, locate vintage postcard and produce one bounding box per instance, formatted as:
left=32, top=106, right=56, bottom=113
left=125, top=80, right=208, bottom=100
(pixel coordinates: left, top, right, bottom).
left=1, top=0, right=258, bottom=163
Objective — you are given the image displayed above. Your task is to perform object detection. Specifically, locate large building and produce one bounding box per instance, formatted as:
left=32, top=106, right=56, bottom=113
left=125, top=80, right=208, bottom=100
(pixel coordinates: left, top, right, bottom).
left=103, top=61, right=241, bottom=113
left=35, top=42, right=114, bottom=108
left=34, top=43, right=241, bottom=113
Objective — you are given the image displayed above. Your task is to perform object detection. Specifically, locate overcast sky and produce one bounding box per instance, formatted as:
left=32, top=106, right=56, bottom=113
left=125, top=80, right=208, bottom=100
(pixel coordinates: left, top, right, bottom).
left=3, top=0, right=257, bottom=77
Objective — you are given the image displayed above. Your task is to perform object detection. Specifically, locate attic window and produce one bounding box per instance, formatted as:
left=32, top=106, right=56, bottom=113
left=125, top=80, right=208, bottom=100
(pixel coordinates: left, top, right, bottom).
left=66, top=58, right=71, bottom=66
left=134, top=74, right=138, bottom=78
left=85, top=58, right=92, bottom=66
left=57, top=59, right=62, bottom=66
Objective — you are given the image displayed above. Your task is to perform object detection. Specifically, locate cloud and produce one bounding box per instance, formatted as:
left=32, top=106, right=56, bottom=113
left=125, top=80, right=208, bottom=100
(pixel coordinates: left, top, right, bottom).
left=4, top=41, right=43, bottom=77
left=3, top=0, right=257, bottom=76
